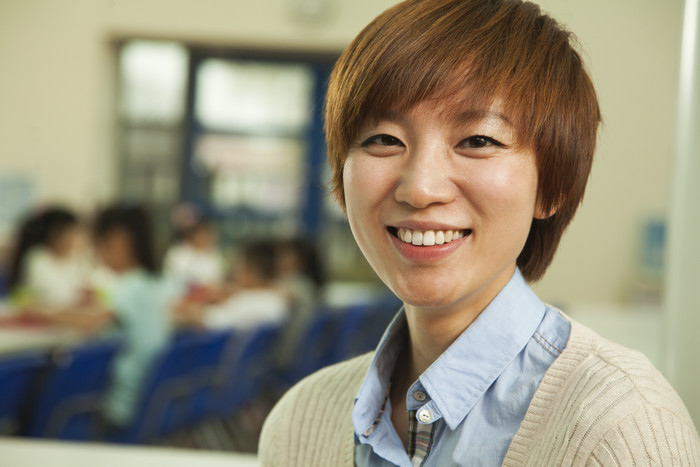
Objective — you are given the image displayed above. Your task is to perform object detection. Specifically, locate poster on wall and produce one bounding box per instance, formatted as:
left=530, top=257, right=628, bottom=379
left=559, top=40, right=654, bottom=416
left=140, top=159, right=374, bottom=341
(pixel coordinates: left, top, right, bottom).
left=0, top=174, right=36, bottom=241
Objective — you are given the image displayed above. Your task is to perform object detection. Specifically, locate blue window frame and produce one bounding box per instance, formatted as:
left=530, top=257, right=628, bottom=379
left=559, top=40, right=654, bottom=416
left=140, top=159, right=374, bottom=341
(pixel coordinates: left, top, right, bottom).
left=180, top=49, right=336, bottom=243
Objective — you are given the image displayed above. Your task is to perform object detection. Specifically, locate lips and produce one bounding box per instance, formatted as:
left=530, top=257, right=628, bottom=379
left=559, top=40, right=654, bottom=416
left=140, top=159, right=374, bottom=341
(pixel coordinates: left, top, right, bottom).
left=388, top=226, right=472, bottom=246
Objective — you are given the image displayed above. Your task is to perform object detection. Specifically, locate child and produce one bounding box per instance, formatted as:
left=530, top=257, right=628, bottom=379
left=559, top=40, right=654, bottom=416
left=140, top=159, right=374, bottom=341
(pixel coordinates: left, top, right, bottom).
left=8, top=206, right=90, bottom=308
left=202, top=240, right=288, bottom=331
left=274, top=238, right=325, bottom=368
left=276, top=237, right=324, bottom=316
left=92, top=204, right=176, bottom=428
left=163, top=219, right=226, bottom=291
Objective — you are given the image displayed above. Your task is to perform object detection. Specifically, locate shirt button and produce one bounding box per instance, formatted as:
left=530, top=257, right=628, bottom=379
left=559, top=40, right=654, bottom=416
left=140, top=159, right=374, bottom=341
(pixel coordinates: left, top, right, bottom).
left=413, top=390, right=427, bottom=402
left=417, top=408, right=432, bottom=423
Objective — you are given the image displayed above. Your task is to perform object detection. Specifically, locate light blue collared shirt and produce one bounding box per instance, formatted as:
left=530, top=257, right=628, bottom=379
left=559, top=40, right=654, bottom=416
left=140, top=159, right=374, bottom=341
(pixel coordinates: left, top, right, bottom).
left=353, top=268, right=571, bottom=467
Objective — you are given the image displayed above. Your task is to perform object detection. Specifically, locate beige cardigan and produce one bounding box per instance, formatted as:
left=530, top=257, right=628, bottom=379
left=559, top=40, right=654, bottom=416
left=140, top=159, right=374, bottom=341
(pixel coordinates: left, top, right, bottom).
left=259, top=318, right=700, bottom=466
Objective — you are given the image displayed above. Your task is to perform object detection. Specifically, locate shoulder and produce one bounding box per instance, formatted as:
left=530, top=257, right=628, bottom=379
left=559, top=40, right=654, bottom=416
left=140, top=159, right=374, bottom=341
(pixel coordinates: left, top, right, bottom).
left=111, top=271, right=165, bottom=308
left=506, top=316, right=700, bottom=465
left=566, top=319, right=690, bottom=420
left=259, top=353, right=373, bottom=467
left=25, top=247, right=50, bottom=270
left=163, top=244, right=188, bottom=265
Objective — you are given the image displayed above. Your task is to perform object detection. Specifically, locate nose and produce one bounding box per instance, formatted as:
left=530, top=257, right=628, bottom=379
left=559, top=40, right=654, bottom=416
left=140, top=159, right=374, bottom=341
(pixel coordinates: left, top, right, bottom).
left=394, top=145, right=457, bottom=209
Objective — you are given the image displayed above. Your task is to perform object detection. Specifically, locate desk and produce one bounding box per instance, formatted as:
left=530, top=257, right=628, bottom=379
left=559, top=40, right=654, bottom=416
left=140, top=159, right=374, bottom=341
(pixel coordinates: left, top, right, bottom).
left=0, top=326, right=83, bottom=356
left=0, top=437, right=259, bottom=467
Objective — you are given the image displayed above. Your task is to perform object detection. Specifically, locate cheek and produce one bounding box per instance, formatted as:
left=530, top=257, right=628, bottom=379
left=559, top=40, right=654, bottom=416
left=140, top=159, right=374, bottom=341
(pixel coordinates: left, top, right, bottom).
left=343, top=155, right=394, bottom=218
left=465, top=158, right=539, bottom=220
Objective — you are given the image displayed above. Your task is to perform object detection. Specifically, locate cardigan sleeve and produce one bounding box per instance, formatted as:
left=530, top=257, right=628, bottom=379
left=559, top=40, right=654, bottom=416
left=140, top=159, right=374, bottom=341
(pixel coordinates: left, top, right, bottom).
left=586, top=405, right=700, bottom=466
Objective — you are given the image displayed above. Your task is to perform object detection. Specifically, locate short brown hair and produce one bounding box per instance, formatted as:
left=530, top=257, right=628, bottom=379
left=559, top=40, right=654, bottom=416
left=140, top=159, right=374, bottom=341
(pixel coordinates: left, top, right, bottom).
left=325, top=0, right=601, bottom=282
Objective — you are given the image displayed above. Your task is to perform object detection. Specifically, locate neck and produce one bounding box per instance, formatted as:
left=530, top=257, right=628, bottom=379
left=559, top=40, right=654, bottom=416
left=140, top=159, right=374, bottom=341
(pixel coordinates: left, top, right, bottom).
left=400, top=263, right=516, bottom=382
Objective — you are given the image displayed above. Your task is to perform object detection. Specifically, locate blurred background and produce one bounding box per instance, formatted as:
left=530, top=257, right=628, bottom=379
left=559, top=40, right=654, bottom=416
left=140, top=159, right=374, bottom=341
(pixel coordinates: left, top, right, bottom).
left=0, top=0, right=698, bottom=464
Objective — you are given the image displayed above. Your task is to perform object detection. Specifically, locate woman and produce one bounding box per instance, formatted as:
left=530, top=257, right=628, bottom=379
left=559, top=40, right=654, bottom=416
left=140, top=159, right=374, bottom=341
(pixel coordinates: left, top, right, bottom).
left=260, top=0, right=700, bottom=465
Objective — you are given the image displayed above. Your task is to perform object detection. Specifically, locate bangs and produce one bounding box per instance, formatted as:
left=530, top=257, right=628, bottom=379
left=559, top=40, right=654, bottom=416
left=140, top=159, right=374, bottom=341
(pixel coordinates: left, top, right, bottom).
left=326, top=0, right=576, bottom=152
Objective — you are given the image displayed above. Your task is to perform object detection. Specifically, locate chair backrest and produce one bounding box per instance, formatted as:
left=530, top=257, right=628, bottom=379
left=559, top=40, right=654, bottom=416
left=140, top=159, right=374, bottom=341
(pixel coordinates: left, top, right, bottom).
left=288, top=295, right=400, bottom=381
left=293, top=308, right=345, bottom=378
left=207, top=324, right=282, bottom=417
left=113, top=329, right=231, bottom=443
left=229, top=324, right=280, bottom=392
left=355, top=294, right=402, bottom=353
left=329, top=303, right=374, bottom=362
left=24, top=338, right=122, bottom=440
left=0, top=351, right=47, bottom=435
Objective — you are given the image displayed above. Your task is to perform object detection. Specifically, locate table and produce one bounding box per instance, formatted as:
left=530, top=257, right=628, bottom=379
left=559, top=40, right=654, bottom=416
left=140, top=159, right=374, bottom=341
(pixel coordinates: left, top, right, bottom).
left=0, top=326, right=83, bottom=356
left=0, top=437, right=259, bottom=467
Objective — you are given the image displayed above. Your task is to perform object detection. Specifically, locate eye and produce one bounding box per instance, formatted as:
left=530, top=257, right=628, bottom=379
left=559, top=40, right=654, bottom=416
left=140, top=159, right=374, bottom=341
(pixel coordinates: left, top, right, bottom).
left=359, top=133, right=405, bottom=157
left=361, top=134, right=404, bottom=147
left=458, top=135, right=504, bottom=149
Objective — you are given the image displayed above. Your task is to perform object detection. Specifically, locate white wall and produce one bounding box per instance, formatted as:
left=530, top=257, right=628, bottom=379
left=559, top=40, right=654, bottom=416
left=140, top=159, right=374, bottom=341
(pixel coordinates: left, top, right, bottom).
left=0, top=0, right=685, bottom=307
left=532, top=0, right=684, bottom=305
left=666, top=0, right=700, bottom=426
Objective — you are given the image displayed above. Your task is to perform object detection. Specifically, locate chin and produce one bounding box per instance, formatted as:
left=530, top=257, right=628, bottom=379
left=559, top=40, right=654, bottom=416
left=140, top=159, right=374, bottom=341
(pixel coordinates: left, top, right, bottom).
left=400, top=296, right=459, bottom=310
left=389, top=280, right=466, bottom=310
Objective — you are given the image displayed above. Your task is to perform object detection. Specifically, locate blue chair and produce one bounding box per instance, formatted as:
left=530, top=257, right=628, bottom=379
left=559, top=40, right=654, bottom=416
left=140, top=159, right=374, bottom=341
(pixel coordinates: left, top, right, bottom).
left=109, top=329, right=231, bottom=444
left=0, top=351, right=47, bottom=435
left=328, top=303, right=374, bottom=363
left=280, top=308, right=345, bottom=386
left=24, top=338, right=122, bottom=440
left=354, top=294, right=402, bottom=353
left=200, top=324, right=282, bottom=421
left=157, top=329, right=231, bottom=435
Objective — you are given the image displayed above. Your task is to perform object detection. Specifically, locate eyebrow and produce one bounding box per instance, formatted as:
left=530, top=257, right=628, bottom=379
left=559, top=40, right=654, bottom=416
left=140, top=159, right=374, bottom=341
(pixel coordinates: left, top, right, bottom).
left=455, top=110, right=512, bottom=126
left=378, top=109, right=512, bottom=126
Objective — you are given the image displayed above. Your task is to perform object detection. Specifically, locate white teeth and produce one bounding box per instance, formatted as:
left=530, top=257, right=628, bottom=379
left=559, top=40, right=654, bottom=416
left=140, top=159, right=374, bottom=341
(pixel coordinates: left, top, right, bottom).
left=396, top=227, right=468, bottom=246
left=435, top=231, right=445, bottom=245
left=411, top=231, right=423, bottom=246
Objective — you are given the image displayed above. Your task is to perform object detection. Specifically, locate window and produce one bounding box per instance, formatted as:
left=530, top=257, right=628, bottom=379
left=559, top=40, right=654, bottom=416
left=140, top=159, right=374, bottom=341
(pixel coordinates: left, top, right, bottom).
left=116, top=40, right=374, bottom=280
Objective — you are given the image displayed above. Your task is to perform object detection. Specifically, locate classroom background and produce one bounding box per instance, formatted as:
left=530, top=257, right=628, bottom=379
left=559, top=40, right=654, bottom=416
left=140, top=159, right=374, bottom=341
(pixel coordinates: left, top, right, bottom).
left=0, top=0, right=698, bottom=465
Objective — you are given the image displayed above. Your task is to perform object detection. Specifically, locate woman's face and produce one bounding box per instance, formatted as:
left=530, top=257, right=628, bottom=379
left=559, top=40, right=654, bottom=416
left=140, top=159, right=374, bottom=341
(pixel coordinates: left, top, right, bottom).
left=344, top=98, right=545, bottom=314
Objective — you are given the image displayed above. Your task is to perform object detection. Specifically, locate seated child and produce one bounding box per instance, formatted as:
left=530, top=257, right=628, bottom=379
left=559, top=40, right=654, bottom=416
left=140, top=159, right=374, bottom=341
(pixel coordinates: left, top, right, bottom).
left=274, top=237, right=325, bottom=368
left=202, top=240, right=289, bottom=331
left=8, top=206, right=90, bottom=309
left=163, top=219, right=226, bottom=292
left=92, top=204, right=177, bottom=427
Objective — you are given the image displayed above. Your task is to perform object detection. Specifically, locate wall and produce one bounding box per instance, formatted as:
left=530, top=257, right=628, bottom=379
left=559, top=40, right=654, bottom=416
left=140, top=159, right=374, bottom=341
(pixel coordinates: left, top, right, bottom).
left=532, top=0, right=684, bottom=305
left=0, top=0, right=685, bottom=307
left=666, top=0, right=700, bottom=426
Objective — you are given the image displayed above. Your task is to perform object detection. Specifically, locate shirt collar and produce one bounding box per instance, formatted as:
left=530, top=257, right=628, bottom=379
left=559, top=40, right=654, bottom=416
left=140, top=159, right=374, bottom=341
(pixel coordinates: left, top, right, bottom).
left=353, top=309, right=407, bottom=436
left=353, top=267, right=546, bottom=434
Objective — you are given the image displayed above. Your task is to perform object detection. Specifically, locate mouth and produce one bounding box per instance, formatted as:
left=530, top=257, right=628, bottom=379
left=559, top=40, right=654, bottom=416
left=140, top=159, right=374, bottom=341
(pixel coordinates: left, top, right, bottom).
left=387, top=226, right=472, bottom=246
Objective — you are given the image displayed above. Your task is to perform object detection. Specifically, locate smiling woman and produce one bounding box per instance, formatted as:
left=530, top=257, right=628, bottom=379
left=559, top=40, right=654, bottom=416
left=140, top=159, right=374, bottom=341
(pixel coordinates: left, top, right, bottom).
left=344, top=100, right=541, bottom=319
left=258, top=0, right=700, bottom=466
